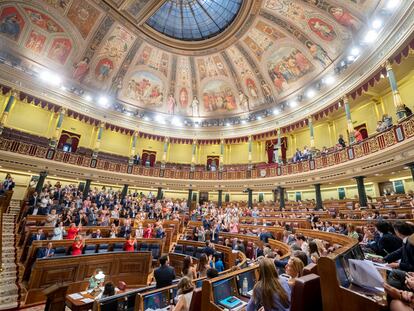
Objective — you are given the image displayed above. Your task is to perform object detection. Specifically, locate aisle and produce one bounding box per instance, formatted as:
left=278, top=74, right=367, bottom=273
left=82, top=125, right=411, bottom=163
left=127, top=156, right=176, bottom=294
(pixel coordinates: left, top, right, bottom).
left=0, top=200, right=20, bottom=310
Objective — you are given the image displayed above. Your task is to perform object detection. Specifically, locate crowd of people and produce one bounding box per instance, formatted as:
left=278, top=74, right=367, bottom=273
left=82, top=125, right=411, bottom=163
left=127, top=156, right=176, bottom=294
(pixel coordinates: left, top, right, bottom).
left=16, top=175, right=414, bottom=311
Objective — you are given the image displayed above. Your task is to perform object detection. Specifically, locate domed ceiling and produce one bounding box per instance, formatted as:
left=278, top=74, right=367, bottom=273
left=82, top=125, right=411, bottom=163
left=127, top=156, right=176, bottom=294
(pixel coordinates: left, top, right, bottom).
left=0, top=0, right=391, bottom=123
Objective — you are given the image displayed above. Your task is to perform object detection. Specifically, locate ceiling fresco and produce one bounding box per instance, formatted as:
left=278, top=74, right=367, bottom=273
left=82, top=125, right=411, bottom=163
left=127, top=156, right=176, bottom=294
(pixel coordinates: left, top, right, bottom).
left=0, top=0, right=382, bottom=119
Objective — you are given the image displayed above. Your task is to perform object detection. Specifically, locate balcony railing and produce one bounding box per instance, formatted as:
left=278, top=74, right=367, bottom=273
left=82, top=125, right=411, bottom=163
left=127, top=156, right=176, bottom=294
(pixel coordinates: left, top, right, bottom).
left=0, top=115, right=413, bottom=180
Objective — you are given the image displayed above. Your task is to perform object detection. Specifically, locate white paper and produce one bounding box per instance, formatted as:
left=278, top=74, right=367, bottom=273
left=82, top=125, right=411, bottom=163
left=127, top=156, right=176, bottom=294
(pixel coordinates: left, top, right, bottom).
left=81, top=298, right=95, bottom=303
left=348, top=259, right=384, bottom=291
left=370, top=261, right=392, bottom=271
left=68, top=293, right=83, bottom=300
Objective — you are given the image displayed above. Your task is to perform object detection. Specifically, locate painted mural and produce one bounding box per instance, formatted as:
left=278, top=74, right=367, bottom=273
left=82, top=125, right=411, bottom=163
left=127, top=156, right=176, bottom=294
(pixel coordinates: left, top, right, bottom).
left=196, top=56, right=228, bottom=81
left=136, top=45, right=169, bottom=77
left=201, top=80, right=238, bottom=114
left=0, top=6, right=25, bottom=41
left=48, top=38, right=72, bottom=65
left=25, top=30, right=46, bottom=54
left=42, top=0, right=72, bottom=13
left=175, top=57, right=192, bottom=115
left=67, top=0, right=101, bottom=39
left=243, top=20, right=285, bottom=61
left=72, top=57, right=90, bottom=82
left=227, top=47, right=260, bottom=103
left=87, top=24, right=135, bottom=89
left=126, top=71, right=164, bottom=107
left=263, top=0, right=345, bottom=44
left=24, top=7, right=63, bottom=33
left=267, top=47, right=313, bottom=93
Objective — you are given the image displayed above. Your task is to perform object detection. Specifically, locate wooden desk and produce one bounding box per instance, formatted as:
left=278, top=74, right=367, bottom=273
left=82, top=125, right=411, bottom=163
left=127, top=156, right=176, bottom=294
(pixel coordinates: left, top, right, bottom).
left=66, top=291, right=95, bottom=311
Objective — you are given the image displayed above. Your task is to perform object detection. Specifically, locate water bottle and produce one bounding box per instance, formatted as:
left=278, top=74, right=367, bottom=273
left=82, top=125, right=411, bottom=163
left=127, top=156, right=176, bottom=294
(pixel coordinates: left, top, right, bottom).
left=242, top=277, right=248, bottom=296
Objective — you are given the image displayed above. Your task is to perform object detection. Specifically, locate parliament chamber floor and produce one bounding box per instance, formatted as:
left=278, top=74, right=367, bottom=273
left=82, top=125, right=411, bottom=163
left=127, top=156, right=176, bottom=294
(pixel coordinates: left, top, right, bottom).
left=1, top=0, right=414, bottom=310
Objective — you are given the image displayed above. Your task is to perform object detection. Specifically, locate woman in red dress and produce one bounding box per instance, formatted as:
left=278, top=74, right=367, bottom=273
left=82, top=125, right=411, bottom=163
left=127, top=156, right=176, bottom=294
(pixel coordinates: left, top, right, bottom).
left=67, top=223, right=80, bottom=239
left=71, top=236, right=84, bottom=256
left=124, top=235, right=136, bottom=252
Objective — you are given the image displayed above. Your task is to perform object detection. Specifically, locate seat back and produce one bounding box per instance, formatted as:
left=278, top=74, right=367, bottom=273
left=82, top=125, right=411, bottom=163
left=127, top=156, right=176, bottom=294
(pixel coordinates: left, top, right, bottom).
left=84, top=244, right=97, bottom=254
left=113, top=243, right=124, bottom=252
left=54, top=246, right=67, bottom=257
left=290, top=273, right=322, bottom=311
left=188, top=288, right=202, bottom=311
left=98, top=244, right=109, bottom=253
left=174, top=244, right=183, bottom=254
left=303, top=263, right=318, bottom=276
left=150, top=244, right=161, bottom=259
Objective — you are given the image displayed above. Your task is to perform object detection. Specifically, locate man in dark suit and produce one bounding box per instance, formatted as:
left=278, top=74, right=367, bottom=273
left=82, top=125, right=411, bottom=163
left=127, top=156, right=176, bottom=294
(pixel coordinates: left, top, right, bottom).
left=154, top=255, right=176, bottom=288
left=384, top=222, right=414, bottom=271
left=30, top=229, right=46, bottom=245
left=259, top=228, right=274, bottom=243
left=37, top=242, right=55, bottom=258
left=119, top=222, right=132, bottom=238
left=28, top=192, right=39, bottom=207
left=202, top=241, right=215, bottom=257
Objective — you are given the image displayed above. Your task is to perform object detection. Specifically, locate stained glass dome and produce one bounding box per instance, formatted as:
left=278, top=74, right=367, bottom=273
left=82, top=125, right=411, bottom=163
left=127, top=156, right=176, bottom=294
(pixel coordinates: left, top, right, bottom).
left=146, top=0, right=243, bottom=41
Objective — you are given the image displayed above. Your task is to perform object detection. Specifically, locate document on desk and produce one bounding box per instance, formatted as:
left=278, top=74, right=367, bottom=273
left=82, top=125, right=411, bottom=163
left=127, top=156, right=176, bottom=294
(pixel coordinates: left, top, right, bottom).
left=81, top=298, right=95, bottom=303
left=68, top=293, right=83, bottom=300
left=348, top=259, right=384, bottom=292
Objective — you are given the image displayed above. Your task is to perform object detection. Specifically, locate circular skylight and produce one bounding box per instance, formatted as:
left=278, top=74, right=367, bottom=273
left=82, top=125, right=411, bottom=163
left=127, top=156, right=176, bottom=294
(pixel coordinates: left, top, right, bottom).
left=146, top=0, right=243, bottom=41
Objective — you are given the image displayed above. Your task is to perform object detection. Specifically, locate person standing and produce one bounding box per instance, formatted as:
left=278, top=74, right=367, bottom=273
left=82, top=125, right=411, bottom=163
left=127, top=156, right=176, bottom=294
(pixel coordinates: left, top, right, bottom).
left=154, top=255, right=176, bottom=288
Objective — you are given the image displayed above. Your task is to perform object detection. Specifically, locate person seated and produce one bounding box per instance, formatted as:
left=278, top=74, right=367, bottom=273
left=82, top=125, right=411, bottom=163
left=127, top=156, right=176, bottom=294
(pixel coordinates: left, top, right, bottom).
left=37, top=242, right=55, bottom=258
left=247, top=258, right=290, bottom=311
left=88, top=269, right=105, bottom=290
left=30, top=229, right=46, bottom=245
left=154, top=255, right=176, bottom=288
left=368, top=221, right=402, bottom=256
left=234, top=239, right=246, bottom=254
left=302, top=146, right=310, bottom=160
left=293, top=148, right=302, bottom=163
left=172, top=277, right=194, bottom=311
left=347, top=224, right=359, bottom=240
left=284, top=257, right=305, bottom=287
left=197, top=254, right=211, bottom=278
left=376, top=120, right=387, bottom=132
left=206, top=268, right=219, bottom=279
left=202, top=241, right=215, bottom=257
left=91, top=229, right=103, bottom=239
left=101, top=282, right=115, bottom=299
left=320, top=146, right=329, bottom=155
left=182, top=256, right=197, bottom=280
left=384, top=273, right=414, bottom=311
left=71, top=236, right=84, bottom=256
left=383, top=114, right=393, bottom=128
left=309, top=241, right=321, bottom=264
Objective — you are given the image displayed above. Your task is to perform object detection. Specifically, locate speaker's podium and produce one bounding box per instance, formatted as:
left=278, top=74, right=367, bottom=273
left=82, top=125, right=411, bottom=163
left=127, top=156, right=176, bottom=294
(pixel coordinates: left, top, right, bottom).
left=43, top=282, right=70, bottom=311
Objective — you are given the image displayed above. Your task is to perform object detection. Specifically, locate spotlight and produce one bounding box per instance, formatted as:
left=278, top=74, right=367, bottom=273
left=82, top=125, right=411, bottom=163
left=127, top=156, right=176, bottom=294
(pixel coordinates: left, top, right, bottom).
left=225, top=122, right=230, bottom=126
left=347, top=55, right=356, bottom=62
left=273, top=108, right=280, bottom=115
left=84, top=95, right=93, bottom=102
left=372, top=19, right=383, bottom=29
left=257, top=116, right=262, bottom=120
left=385, top=0, right=400, bottom=10
left=306, top=89, right=316, bottom=98
left=350, top=47, right=360, bottom=56
left=98, top=96, right=109, bottom=107
left=289, top=100, right=297, bottom=108
left=39, top=71, right=62, bottom=86
left=323, top=76, right=336, bottom=85
left=363, top=30, right=378, bottom=43
left=155, top=114, right=165, bottom=124
left=241, top=119, right=247, bottom=124
left=172, top=116, right=182, bottom=126
left=144, top=116, right=150, bottom=121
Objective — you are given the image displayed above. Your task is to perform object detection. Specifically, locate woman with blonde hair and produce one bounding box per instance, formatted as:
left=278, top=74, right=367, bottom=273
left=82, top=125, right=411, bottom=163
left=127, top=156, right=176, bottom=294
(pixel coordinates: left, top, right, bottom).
left=172, top=277, right=194, bottom=311
left=285, top=257, right=304, bottom=287
left=247, top=258, right=290, bottom=311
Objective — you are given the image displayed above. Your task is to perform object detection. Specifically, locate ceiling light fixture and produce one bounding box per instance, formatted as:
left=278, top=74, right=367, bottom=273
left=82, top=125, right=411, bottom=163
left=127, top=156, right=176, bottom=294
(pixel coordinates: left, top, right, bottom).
left=273, top=108, right=280, bottom=115
left=98, top=96, right=109, bottom=107
left=84, top=95, right=93, bottom=102
left=323, top=76, right=336, bottom=85
left=372, top=19, right=383, bottom=29
left=257, top=116, right=262, bottom=120
left=289, top=100, right=298, bottom=108
left=350, top=47, right=360, bottom=56
left=363, top=30, right=378, bottom=43
left=155, top=114, right=165, bottom=124
left=306, top=89, right=316, bottom=98
left=39, top=71, right=62, bottom=86
left=385, top=0, right=400, bottom=10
